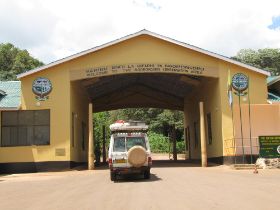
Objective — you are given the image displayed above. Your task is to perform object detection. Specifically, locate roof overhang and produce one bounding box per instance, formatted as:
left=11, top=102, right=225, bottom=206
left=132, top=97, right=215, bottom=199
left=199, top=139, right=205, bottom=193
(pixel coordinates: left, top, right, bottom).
left=0, top=107, right=20, bottom=111
left=267, top=76, right=280, bottom=86
left=17, top=29, right=270, bottom=79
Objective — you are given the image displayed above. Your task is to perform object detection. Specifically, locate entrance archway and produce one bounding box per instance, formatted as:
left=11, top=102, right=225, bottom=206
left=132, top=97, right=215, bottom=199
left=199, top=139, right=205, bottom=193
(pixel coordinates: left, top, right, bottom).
left=75, top=72, right=218, bottom=169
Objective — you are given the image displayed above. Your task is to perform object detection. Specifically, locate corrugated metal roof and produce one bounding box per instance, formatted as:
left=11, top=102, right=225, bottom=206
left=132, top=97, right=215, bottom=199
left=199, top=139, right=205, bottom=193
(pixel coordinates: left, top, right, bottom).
left=267, top=76, right=280, bottom=86
left=268, top=92, right=280, bottom=102
left=0, top=81, right=21, bottom=109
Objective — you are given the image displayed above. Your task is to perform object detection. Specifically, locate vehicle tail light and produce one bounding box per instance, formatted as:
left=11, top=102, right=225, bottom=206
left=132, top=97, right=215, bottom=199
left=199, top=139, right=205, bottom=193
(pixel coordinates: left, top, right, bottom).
left=109, top=158, right=113, bottom=169
left=148, top=156, right=152, bottom=165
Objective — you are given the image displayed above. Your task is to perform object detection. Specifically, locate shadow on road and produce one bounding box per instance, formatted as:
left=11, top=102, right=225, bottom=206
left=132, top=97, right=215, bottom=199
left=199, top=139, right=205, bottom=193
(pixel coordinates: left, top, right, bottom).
left=0, top=174, right=9, bottom=181
left=89, top=161, right=201, bottom=171
left=72, top=160, right=219, bottom=171
left=114, top=173, right=162, bottom=183
left=152, top=160, right=201, bottom=168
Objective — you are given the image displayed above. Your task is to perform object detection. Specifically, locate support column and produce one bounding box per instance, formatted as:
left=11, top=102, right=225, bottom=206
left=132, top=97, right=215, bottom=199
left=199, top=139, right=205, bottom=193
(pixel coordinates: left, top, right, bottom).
left=199, top=102, right=207, bottom=167
left=171, top=124, right=177, bottom=161
left=88, top=103, right=95, bottom=170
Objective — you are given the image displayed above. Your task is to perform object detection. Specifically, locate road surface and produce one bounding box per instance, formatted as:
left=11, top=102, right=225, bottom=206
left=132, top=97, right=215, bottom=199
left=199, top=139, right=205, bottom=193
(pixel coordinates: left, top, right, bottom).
left=0, top=162, right=279, bottom=210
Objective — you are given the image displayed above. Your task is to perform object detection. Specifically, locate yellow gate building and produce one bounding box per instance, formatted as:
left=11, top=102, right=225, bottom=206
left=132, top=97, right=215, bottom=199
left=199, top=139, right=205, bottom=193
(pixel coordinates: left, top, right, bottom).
left=0, top=30, right=278, bottom=173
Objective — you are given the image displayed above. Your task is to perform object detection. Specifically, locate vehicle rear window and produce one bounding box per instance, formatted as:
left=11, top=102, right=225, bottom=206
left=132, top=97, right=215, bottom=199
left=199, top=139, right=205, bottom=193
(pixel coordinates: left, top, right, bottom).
left=126, top=137, right=146, bottom=151
left=113, top=137, right=125, bottom=152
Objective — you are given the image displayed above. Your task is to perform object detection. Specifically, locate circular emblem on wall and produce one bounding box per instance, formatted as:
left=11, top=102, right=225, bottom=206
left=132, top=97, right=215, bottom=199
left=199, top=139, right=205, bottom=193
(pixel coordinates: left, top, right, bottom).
left=232, top=73, right=249, bottom=92
left=277, top=145, right=280, bottom=154
left=32, top=77, right=52, bottom=101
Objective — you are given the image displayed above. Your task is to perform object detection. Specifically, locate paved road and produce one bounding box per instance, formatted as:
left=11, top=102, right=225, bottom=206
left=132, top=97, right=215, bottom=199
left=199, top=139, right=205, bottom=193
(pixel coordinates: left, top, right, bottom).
left=0, top=162, right=279, bottom=210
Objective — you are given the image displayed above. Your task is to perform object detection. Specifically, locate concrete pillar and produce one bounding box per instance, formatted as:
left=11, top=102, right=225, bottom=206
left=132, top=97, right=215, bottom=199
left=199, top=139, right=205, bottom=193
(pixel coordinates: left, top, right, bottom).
left=199, top=102, right=207, bottom=167
left=88, top=103, right=95, bottom=170
left=171, top=125, right=177, bottom=161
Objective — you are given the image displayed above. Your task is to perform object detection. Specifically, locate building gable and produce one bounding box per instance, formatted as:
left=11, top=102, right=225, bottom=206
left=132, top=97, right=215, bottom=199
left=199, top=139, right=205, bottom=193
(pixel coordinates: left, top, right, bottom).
left=17, top=29, right=270, bottom=79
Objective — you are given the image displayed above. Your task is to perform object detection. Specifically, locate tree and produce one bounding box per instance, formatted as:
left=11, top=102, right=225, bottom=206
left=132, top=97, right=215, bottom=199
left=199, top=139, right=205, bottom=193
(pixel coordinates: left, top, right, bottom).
left=0, top=43, right=44, bottom=80
left=109, top=108, right=164, bottom=127
left=107, top=108, right=184, bottom=139
left=232, top=48, right=280, bottom=76
left=93, top=111, right=111, bottom=164
left=94, top=108, right=185, bottom=156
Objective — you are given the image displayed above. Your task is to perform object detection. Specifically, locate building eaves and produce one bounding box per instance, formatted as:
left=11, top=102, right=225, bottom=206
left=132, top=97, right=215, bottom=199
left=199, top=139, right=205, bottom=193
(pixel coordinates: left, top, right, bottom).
left=17, top=29, right=270, bottom=79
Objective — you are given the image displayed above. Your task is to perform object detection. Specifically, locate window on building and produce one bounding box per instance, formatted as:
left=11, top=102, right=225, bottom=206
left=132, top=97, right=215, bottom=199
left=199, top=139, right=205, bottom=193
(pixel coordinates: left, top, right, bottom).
left=71, top=112, right=75, bottom=147
left=82, top=122, right=86, bottom=151
left=185, top=127, right=190, bottom=151
left=207, top=113, right=213, bottom=145
left=1, top=110, right=50, bottom=147
left=194, top=122, right=198, bottom=148
left=186, top=126, right=191, bottom=158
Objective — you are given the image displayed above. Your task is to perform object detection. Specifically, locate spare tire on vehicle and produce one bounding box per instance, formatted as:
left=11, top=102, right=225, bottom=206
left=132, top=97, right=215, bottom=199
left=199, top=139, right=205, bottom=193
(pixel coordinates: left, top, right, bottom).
left=127, top=146, right=147, bottom=167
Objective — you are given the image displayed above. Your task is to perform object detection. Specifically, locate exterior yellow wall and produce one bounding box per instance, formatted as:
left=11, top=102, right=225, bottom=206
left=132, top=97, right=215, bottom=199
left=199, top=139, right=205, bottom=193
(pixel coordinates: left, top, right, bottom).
left=218, top=62, right=268, bottom=156
left=67, top=34, right=220, bottom=78
left=0, top=65, right=71, bottom=163
left=184, top=78, right=223, bottom=159
left=231, top=104, right=280, bottom=155
left=70, top=81, right=89, bottom=163
left=184, top=61, right=268, bottom=160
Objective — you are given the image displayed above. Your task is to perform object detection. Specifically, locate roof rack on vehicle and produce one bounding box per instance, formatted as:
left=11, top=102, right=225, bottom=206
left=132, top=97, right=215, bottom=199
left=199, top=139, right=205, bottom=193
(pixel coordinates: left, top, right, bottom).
left=109, top=120, right=148, bottom=133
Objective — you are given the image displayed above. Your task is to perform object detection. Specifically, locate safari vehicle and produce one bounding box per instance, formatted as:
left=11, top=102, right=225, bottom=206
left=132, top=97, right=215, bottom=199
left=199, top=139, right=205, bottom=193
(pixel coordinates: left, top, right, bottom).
left=108, top=120, right=152, bottom=181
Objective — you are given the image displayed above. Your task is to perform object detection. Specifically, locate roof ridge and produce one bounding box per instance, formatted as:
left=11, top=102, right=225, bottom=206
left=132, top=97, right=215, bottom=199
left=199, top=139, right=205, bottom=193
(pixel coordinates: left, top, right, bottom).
left=17, top=29, right=270, bottom=78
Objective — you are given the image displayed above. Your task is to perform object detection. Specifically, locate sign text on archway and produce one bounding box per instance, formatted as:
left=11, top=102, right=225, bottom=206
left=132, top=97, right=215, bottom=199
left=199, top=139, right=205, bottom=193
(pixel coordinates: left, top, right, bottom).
left=70, top=63, right=218, bottom=80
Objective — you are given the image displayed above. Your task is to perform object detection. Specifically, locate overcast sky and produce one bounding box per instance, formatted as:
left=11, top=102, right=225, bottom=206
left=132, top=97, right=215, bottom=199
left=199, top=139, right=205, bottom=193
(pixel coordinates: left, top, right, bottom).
left=0, top=0, right=280, bottom=64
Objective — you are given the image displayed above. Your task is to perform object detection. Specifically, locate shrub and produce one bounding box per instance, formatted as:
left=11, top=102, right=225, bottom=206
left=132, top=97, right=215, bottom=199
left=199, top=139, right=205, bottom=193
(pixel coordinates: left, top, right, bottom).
left=148, top=131, right=185, bottom=154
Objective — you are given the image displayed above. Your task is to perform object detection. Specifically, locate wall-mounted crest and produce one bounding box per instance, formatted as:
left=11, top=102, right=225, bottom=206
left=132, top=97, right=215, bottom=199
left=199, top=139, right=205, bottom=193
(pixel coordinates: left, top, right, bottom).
left=32, top=77, right=52, bottom=101
left=232, top=73, right=248, bottom=92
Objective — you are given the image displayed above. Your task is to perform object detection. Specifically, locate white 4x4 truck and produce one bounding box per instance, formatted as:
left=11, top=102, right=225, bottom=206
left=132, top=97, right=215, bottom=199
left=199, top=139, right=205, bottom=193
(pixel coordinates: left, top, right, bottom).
left=108, top=120, right=152, bottom=181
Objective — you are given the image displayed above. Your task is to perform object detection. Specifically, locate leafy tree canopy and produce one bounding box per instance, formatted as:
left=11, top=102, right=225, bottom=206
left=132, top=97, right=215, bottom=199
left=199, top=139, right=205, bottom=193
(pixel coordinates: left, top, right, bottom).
left=0, top=43, right=44, bottom=81
left=93, top=108, right=184, bottom=143
left=231, top=48, right=280, bottom=76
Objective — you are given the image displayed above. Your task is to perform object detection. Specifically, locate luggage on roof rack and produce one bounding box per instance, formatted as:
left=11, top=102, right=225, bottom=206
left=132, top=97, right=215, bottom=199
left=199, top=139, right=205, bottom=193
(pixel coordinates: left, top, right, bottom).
left=109, top=120, right=148, bottom=133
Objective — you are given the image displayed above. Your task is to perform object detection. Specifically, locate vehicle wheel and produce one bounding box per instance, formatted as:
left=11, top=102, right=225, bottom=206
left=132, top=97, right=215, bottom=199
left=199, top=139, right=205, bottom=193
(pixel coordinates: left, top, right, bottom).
left=144, top=169, right=150, bottom=179
left=110, top=171, right=116, bottom=181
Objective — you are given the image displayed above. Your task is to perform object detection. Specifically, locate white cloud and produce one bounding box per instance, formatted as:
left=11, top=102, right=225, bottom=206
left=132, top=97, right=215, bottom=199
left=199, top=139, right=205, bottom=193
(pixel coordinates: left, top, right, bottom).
left=0, top=0, right=280, bottom=63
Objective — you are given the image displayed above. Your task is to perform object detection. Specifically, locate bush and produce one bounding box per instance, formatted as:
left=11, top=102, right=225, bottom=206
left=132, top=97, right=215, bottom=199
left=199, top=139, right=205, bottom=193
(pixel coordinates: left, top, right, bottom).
left=177, top=141, right=186, bottom=154
left=148, top=131, right=185, bottom=154
left=148, top=132, right=169, bottom=153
